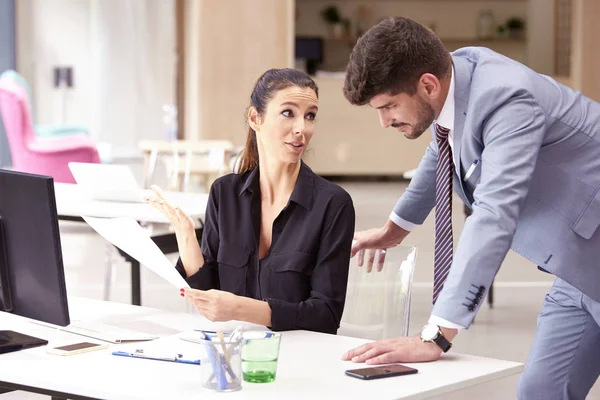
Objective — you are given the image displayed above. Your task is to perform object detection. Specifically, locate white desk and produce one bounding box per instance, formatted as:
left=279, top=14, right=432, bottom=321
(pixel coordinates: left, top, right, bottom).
left=54, top=183, right=208, bottom=224
left=53, top=183, right=209, bottom=306
left=0, top=297, right=523, bottom=400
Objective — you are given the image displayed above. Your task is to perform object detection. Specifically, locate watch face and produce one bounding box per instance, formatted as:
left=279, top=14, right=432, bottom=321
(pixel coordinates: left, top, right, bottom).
left=421, top=324, right=439, bottom=341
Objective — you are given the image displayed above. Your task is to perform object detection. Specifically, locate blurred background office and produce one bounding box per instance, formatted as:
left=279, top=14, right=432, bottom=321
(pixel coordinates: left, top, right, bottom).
left=1, top=0, right=600, bottom=398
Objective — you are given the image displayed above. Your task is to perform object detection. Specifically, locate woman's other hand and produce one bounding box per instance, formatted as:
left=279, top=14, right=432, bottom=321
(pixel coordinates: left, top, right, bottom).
left=182, top=288, right=241, bottom=322
left=146, top=185, right=196, bottom=236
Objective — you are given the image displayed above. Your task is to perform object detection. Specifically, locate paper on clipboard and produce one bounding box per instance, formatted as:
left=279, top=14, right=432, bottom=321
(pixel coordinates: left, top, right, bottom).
left=112, top=334, right=205, bottom=365
left=83, top=216, right=189, bottom=289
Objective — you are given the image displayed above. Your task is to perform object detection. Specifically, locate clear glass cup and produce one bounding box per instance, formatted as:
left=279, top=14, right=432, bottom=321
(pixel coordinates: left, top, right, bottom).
left=241, top=331, right=282, bottom=383
left=199, top=335, right=242, bottom=392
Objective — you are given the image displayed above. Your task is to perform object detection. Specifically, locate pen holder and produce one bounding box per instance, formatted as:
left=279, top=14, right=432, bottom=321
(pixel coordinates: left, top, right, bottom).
left=199, top=336, right=242, bottom=392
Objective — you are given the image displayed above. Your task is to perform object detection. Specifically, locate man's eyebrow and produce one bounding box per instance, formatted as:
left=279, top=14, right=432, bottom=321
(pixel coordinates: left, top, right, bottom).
left=374, top=101, right=393, bottom=110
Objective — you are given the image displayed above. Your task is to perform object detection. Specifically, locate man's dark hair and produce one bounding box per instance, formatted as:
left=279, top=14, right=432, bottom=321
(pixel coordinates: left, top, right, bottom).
left=344, top=17, right=451, bottom=106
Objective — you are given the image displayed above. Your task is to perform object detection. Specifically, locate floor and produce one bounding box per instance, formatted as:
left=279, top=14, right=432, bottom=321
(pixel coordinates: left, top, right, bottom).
left=3, top=176, right=600, bottom=399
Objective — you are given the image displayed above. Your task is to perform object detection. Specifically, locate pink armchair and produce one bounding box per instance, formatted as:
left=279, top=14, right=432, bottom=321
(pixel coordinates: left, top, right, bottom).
left=0, top=77, right=100, bottom=183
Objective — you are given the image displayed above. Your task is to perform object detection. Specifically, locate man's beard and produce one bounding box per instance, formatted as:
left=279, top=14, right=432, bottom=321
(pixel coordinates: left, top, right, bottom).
left=404, top=95, right=436, bottom=140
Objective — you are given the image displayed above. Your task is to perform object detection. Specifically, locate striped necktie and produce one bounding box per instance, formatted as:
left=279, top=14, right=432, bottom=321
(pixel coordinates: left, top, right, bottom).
left=433, top=123, right=453, bottom=304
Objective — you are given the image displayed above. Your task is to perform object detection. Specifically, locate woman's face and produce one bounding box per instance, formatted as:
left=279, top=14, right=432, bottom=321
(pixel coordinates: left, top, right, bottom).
left=251, top=86, right=318, bottom=165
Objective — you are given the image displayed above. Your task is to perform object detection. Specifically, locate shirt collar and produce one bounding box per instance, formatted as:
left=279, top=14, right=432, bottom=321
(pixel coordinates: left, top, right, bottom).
left=434, top=65, right=455, bottom=131
left=238, top=161, right=314, bottom=210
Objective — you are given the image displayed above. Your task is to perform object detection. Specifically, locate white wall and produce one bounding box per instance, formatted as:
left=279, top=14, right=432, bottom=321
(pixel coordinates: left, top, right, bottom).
left=16, top=0, right=176, bottom=159
left=0, top=0, right=16, bottom=167
left=17, top=0, right=93, bottom=127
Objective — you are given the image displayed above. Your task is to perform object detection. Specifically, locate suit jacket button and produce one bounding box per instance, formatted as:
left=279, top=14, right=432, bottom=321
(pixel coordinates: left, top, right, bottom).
left=479, top=286, right=486, bottom=293
left=468, top=305, right=475, bottom=312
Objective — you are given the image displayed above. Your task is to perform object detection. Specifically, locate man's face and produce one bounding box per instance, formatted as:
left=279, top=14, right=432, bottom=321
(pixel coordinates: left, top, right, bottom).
left=369, top=91, right=436, bottom=140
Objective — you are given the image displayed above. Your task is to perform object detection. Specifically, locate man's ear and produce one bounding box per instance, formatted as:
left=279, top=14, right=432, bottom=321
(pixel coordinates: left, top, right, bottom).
left=418, top=73, right=442, bottom=101
left=248, top=107, right=262, bottom=132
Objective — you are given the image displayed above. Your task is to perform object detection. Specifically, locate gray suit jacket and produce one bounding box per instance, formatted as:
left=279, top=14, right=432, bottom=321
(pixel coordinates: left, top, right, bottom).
left=394, top=47, right=600, bottom=328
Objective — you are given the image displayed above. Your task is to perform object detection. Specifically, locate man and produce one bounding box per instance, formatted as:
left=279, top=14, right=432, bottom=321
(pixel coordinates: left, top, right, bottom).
left=341, top=16, right=600, bottom=399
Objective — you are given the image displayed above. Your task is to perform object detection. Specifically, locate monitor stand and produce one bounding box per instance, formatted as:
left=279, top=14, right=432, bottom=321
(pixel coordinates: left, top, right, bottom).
left=0, top=217, right=13, bottom=312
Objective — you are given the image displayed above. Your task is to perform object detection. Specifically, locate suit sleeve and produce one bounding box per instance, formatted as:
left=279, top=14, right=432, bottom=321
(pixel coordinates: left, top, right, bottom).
left=432, top=90, right=546, bottom=328
left=174, top=182, right=220, bottom=290
left=392, top=138, right=438, bottom=225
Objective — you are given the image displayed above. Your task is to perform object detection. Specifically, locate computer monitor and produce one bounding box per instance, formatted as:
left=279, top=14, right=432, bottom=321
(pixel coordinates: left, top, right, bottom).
left=295, top=36, right=323, bottom=75
left=0, top=169, right=70, bottom=326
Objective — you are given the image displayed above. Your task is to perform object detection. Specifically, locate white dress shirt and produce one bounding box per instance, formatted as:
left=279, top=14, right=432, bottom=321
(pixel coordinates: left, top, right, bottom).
left=389, top=67, right=466, bottom=331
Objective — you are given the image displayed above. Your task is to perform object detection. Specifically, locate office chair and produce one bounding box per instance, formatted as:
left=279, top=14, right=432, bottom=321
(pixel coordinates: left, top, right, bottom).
left=339, top=245, right=417, bottom=340
left=0, top=70, right=89, bottom=138
left=0, top=76, right=100, bottom=183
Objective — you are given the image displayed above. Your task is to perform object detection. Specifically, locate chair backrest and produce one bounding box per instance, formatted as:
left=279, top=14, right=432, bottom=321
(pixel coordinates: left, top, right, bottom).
left=0, top=76, right=36, bottom=167
left=138, top=139, right=234, bottom=192
left=0, top=70, right=34, bottom=120
left=339, top=245, right=417, bottom=340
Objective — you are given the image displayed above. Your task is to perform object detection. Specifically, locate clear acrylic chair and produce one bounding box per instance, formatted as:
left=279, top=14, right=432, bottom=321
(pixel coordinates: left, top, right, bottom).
left=339, top=245, right=417, bottom=340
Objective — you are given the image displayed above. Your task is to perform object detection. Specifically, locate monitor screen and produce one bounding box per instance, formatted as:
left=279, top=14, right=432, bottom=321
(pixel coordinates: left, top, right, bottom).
left=295, top=36, right=323, bottom=62
left=0, top=169, right=70, bottom=326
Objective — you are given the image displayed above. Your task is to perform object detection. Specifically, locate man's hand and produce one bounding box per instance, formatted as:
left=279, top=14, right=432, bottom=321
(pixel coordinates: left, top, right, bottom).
left=341, top=336, right=443, bottom=364
left=182, top=288, right=240, bottom=322
left=352, top=220, right=410, bottom=272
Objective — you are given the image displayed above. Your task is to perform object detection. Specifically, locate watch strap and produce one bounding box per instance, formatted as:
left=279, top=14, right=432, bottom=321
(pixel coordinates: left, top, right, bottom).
left=433, top=331, right=452, bottom=353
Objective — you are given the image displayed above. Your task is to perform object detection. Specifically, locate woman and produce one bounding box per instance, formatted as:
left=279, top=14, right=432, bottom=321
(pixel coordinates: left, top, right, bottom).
left=147, top=68, right=355, bottom=334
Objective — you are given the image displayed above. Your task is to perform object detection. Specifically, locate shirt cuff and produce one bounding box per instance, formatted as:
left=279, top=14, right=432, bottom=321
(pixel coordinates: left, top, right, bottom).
left=389, top=212, right=418, bottom=232
left=174, top=257, right=187, bottom=278
left=266, top=298, right=298, bottom=331
left=428, top=315, right=466, bottom=331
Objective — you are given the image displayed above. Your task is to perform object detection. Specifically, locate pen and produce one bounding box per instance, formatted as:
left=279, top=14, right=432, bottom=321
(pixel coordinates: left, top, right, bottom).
left=198, top=331, right=229, bottom=389
left=464, top=159, right=480, bottom=181
left=194, top=330, right=231, bottom=336
left=112, top=351, right=203, bottom=365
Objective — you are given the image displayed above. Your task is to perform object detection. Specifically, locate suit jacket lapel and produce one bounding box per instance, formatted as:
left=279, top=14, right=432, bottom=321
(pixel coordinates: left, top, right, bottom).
left=450, top=55, right=472, bottom=201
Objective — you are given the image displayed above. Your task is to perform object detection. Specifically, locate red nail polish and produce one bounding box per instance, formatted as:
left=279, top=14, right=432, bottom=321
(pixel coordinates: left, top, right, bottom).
left=180, top=293, right=184, bottom=297
left=180, top=288, right=185, bottom=292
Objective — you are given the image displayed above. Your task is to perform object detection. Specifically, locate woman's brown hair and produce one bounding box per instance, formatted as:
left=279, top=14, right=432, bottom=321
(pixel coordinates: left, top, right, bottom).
left=236, top=68, right=319, bottom=174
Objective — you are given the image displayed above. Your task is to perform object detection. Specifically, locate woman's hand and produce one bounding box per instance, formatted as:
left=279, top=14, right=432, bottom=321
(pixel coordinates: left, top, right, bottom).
left=148, top=185, right=203, bottom=277
left=182, top=288, right=241, bottom=322
left=146, top=185, right=195, bottom=236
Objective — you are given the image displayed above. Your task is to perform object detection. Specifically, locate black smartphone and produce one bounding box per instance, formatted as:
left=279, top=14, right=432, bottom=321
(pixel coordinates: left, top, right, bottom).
left=345, top=364, right=418, bottom=380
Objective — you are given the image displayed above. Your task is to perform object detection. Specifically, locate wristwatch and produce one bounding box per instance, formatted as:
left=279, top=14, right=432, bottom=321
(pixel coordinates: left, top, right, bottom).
left=420, top=323, right=452, bottom=353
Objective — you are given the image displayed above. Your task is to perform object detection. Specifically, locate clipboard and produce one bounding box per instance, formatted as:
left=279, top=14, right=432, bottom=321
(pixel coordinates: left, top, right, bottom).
left=112, top=349, right=204, bottom=365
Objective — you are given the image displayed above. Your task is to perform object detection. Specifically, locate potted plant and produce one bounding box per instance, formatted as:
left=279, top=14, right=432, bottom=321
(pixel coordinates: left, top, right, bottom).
left=506, top=17, right=525, bottom=39
left=321, top=6, right=345, bottom=39
left=497, top=25, right=506, bottom=39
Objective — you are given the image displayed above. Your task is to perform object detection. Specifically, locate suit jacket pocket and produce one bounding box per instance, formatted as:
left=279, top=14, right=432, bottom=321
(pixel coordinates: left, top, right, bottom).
left=572, top=188, right=600, bottom=239
left=464, top=163, right=482, bottom=186
left=268, top=252, right=313, bottom=302
left=463, top=164, right=482, bottom=205
left=217, top=243, right=251, bottom=295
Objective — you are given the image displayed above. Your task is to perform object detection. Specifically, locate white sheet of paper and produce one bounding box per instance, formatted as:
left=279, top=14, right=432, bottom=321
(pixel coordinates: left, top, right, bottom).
left=82, top=216, right=189, bottom=289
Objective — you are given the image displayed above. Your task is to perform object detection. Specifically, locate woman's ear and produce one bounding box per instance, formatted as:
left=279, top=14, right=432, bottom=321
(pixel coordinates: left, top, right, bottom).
left=248, top=107, right=262, bottom=132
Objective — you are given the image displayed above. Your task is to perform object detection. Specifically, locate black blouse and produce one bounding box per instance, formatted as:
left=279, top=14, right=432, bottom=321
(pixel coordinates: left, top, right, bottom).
left=175, top=162, right=355, bottom=334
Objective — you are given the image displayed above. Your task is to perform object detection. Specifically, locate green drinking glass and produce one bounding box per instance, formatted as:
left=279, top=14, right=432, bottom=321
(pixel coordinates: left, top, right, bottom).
left=241, top=331, right=282, bottom=383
